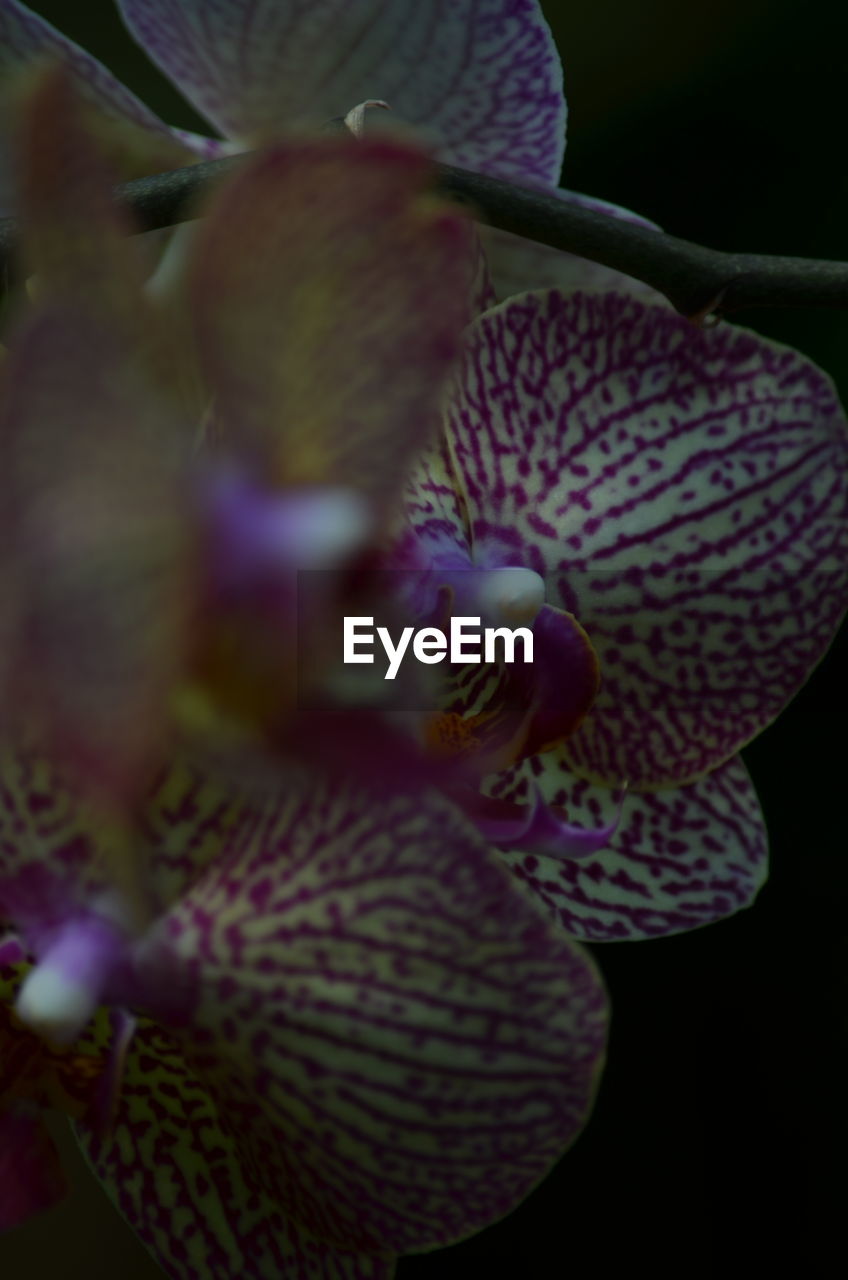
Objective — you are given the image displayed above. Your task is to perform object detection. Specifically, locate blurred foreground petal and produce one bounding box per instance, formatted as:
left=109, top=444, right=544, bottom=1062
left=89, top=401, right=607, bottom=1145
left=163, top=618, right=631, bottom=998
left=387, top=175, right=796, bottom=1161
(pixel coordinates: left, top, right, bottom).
left=190, top=135, right=471, bottom=515
left=0, top=0, right=202, bottom=209
left=0, top=300, right=193, bottom=803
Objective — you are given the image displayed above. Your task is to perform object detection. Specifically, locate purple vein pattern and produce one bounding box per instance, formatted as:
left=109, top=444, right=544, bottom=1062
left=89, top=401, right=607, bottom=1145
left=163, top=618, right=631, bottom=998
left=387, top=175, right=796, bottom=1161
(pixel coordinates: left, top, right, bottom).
left=487, top=752, right=768, bottom=941
left=1, top=745, right=609, bottom=1267
left=158, top=777, right=607, bottom=1255
left=0, top=0, right=171, bottom=135
left=75, top=1020, right=395, bottom=1280
left=118, top=0, right=566, bottom=182
left=443, top=289, right=848, bottom=788
left=0, top=746, right=261, bottom=924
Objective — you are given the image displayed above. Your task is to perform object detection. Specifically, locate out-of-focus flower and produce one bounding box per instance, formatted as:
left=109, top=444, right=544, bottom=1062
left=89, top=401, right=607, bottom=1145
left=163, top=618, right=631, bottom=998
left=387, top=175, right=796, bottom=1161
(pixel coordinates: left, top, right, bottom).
left=0, top=65, right=470, bottom=810
left=0, top=750, right=607, bottom=1275
left=400, top=287, right=848, bottom=940
left=0, top=70, right=609, bottom=1275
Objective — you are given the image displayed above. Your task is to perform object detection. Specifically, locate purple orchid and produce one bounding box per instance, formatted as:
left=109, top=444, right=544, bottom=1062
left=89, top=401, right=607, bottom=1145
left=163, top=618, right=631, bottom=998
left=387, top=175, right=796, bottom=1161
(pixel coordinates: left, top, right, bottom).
left=0, top=0, right=565, bottom=195
left=0, top=64, right=472, bottom=807
left=0, top=751, right=608, bottom=1271
left=0, top=69, right=610, bottom=1274
left=0, top=0, right=663, bottom=311
left=400, top=288, right=848, bottom=941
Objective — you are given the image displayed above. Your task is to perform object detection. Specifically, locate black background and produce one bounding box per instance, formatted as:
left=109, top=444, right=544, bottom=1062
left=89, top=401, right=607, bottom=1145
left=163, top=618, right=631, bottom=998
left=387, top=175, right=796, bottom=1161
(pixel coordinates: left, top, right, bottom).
left=4, top=3, right=846, bottom=1276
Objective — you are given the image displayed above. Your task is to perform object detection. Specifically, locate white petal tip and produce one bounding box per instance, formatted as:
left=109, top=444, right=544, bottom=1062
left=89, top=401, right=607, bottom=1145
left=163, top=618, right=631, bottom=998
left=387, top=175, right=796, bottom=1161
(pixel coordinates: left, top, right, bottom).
left=478, top=567, right=546, bottom=625
left=15, top=965, right=97, bottom=1048
left=293, top=488, right=374, bottom=567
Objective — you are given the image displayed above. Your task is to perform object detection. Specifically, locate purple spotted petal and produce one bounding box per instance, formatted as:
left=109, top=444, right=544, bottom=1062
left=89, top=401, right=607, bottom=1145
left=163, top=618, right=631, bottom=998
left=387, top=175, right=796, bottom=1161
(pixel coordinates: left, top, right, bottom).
left=400, top=434, right=471, bottom=570
left=118, top=0, right=565, bottom=182
left=445, top=289, right=848, bottom=787
left=155, top=776, right=607, bottom=1255
left=0, top=748, right=98, bottom=917
left=189, top=135, right=471, bottom=515
left=75, top=1019, right=394, bottom=1280
left=0, top=744, right=268, bottom=918
left=487, top=751, right=768, bottom=941
left=0, top=0, right=208, bottom=210
left=481, top=188, right=666, bottom=304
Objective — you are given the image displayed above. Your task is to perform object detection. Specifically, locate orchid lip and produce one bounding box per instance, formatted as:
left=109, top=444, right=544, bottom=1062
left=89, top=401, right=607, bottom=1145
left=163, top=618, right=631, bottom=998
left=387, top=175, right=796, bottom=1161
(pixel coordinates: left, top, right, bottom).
left=15, top=915, right=128, bottom=1048
left=419, top=561, right=547, bottom=628
left=475, top=567, right=546, bottom=626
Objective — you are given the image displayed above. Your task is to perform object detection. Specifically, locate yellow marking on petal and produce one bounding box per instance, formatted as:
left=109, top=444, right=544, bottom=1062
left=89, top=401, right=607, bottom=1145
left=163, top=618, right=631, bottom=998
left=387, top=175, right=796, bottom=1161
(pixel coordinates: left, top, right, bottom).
left=424, top=704, right=530, bottom=774
left=425, top=710, right=486, bottom=757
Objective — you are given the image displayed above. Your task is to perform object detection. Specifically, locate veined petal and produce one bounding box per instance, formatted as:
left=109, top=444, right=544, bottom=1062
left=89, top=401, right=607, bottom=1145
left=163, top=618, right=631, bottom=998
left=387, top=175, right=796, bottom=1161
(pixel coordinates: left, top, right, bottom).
left=0, top=745, right=267, bottom=920
left=0, top=299, right=194, bottom=805
left=118, top=0, right=565, bottom=183
left=157, top=775, right=607, bottom=1255
left=445, top=289, right=848, bottom=787
left=480, top=188, right=666, bottom=304
left=75, top=1019, right=394, bottom=1280
left=400, top=433, right=471, bottom=568
left=488, top=752, right=768, bottom=941
left=189, top=135, right=471, bottom=515
left=0, top=0, right=194, bottom=209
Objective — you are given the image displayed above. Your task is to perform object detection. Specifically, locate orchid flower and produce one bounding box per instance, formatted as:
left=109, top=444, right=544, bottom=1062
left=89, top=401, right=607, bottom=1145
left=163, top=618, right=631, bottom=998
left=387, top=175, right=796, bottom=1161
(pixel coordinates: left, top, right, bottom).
left=0, top=0, right=566, bottom=195
left=0, top=0, right=670, bottom=335
left=0, top=64, right=470, bottom=810
left=0, top=750, right=608, bottom=1274
left=399, top=285, right=848, bottom=940
left=0, top=69, right=610, bottom=1274
left=0, top=0, right=667, bottom=309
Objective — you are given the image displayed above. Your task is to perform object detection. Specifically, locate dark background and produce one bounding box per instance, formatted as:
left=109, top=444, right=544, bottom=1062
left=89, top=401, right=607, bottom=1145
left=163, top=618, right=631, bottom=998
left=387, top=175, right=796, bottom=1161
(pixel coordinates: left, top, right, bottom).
left=5, top=2, right=846, bottom=1276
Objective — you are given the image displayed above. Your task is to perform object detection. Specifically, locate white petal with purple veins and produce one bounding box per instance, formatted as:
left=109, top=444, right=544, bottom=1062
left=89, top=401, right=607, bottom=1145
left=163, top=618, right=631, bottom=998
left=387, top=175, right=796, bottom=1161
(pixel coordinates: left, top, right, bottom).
left=158, top=774, right=607, bottom=1254
left=488, top=752, right=768, bottom=941
left=445, top=289, right=848, bottom=787
left=118, top=0, right=566, bottom=182
left=0, top=0, right=213, bottom=210
left=75, top=1020, right=394, bottom=1280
